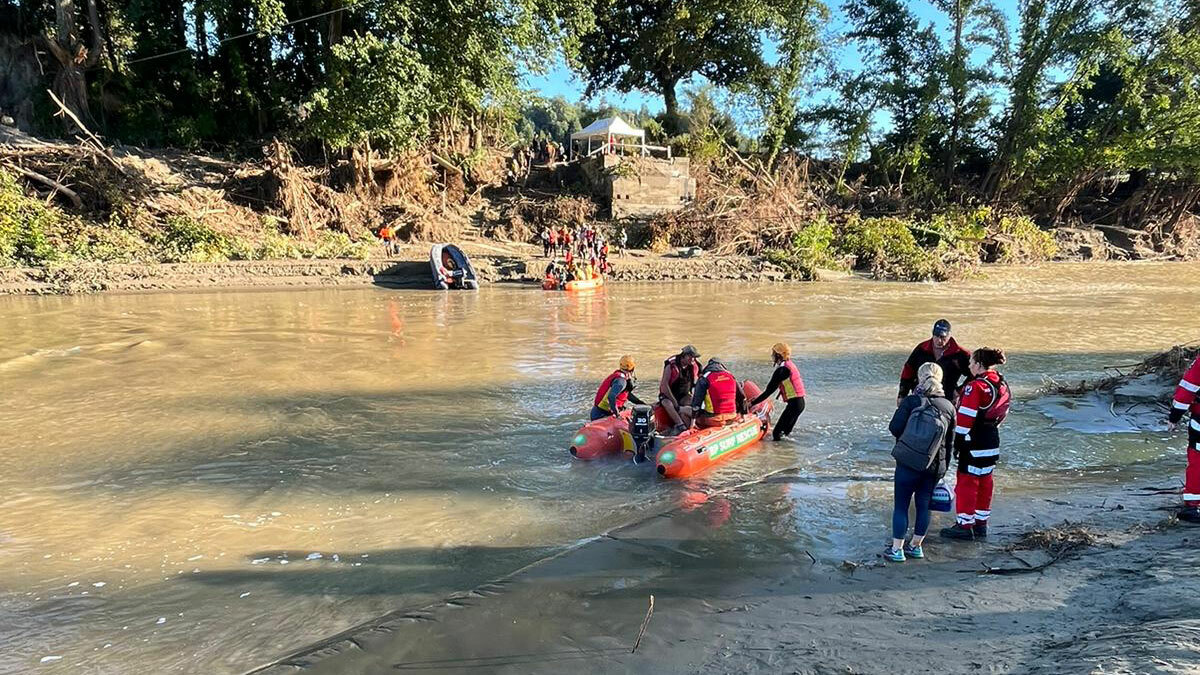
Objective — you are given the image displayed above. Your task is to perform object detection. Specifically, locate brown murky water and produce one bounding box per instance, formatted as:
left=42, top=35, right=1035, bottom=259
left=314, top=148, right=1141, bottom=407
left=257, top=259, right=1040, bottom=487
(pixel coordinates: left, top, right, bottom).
left=0, top=262, right=1189, bottom=674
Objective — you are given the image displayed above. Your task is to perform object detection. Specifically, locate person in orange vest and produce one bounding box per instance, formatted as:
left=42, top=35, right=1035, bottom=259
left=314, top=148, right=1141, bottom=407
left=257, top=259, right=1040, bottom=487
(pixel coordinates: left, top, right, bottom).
left=750, top=342, right=807, bottom=441
left=1168, top=354, right=1200, bottom=522
left=379, top=225, right=397, bottom=256
left=590, top=355, right=645, bottom=421
left=690, top=358, right=748, bottom=428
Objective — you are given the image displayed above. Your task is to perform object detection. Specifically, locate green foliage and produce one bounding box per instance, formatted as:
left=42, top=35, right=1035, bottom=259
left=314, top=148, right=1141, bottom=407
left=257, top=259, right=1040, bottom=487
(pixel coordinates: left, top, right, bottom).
left=748, top=0, right=830, bottom=169
left=308, top=34, right=432, bottom=150
left=0, top=170, right=64, bottom=266
left=65, top=225, right=155, bottom=263
left=574, top=0, right=778, bottom=124
left=763, top=217, right=842, bottom=279
left=311, top=231, right=371, bottom=259
left=157, top=216, right=236, bottom=262
left=839, top=216, right=944, bottom=281
left=256, top=228, right=305, bottom=260
left=989, top=212, right=1058, bottom=263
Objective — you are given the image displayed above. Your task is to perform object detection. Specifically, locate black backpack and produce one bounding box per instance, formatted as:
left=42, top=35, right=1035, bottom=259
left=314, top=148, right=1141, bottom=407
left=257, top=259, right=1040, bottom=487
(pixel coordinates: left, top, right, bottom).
left=892, top=396, right=952, bottom=473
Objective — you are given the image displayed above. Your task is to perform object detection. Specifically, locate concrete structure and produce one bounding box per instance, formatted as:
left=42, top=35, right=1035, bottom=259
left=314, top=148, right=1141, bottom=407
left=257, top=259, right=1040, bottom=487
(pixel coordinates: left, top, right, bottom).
left=582, top=154, right=695, bottom=219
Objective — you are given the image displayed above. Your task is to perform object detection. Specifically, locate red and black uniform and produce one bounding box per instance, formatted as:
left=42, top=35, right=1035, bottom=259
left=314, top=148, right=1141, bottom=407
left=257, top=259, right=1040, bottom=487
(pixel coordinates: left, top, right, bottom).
left=1169, top=357, right=1200, bottom=506
left=751, top=359, right=807, bottom=440
left=899, top=338, right=971, bottom=399
left=660, top=356, right=700, bottom=405
left=952, top=370, right=1010, bottom=527
left=691, top=366, right=747, bottom=428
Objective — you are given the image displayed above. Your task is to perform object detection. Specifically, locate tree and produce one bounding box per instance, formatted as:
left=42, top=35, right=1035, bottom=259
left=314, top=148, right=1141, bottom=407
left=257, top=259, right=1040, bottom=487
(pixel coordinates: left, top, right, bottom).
left=841, top=0, right=944, bottom=192
left=983, top=0, right=1105, bottom=199
left=749, top=0, right=830, bottom=170
left=931, top=0, right=1007, bottom=188
left=307, top=33, right=431, bottom=151
left=574, top=0, right=774, bottom=129
left=43, top=0, right=106, bottom=129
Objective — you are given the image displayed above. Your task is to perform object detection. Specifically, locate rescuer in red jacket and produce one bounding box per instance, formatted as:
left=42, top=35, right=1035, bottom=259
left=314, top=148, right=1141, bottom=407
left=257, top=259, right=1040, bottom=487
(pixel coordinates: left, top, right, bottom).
left=941, top=347, right=1011, bottom=541
left=590, top=355, right=645, bottom=421
left=898, top=319, right=971, bottom=406
left=1168, top=355, right=1200, bottom=522
left=690, top=358, right=748, bottom=428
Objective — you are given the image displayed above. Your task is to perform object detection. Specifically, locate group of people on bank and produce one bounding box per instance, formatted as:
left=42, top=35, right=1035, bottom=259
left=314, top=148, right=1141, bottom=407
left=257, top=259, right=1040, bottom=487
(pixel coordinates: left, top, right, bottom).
left=542, top=224, right=621, bottom=287
left=885, top=320, right=1010, bottom=561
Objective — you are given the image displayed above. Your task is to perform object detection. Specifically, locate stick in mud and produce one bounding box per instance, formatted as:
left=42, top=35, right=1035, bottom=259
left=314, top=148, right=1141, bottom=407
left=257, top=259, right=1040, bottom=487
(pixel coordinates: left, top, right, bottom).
left=631, top=594, right=654, bottom=654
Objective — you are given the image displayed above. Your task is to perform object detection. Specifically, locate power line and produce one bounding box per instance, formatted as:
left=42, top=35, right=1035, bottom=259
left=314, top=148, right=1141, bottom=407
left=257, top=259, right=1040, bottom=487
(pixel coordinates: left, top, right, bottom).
left=125, top=5, right=351, bottom=66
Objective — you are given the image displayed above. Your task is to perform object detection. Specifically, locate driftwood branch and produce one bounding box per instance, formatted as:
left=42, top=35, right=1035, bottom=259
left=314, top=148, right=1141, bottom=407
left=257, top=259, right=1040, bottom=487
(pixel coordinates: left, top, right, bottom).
left=46, top=89, right=124, bottom=172
left=3, top=162, right=83, bottom=208
left=430, top=152, right=463, bottom=175
left=631, top=594, right=655, bottom=653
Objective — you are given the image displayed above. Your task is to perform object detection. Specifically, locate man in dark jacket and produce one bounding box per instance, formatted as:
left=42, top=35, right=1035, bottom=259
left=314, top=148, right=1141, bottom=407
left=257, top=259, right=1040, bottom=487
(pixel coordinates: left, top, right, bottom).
left=897, top=319, right=971, bottom=406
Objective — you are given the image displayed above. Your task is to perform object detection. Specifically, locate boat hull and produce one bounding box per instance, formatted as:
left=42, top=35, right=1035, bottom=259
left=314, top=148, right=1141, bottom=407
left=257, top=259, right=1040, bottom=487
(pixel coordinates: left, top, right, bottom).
left=655, top=380, right=773, bottom=479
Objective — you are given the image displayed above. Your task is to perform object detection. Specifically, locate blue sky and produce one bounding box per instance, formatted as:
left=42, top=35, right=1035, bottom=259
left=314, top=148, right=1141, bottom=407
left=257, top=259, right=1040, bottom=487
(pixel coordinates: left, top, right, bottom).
left=521, top=1, right=1016, bottom=126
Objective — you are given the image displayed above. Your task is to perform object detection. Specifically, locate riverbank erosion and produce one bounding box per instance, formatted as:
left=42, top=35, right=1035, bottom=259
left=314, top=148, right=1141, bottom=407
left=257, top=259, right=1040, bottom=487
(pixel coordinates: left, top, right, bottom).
left=3, top=129, right=1196, bottom=295
left=246, top=477, right=1198, bottom=675
left=0, top=243, right=819, bottom=294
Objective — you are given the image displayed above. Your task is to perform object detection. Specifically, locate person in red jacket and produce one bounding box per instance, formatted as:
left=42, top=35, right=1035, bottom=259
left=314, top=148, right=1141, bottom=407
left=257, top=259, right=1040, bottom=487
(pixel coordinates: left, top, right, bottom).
left=590, top=355, right=645, bottom=420
left=1168, top=355, right=1200, bottom=522
left=941, top=347, right=1010, bottom=541
left=898, top=319, right=971, bottom=406
left=690, top=358, right=748, bottom=428
left=750, top=342, right=807, bottom=441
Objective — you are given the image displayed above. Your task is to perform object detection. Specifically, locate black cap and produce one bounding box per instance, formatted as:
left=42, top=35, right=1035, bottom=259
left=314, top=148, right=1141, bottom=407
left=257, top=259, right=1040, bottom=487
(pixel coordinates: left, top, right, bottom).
left=932, top=319, right=952, bottom=337
left=680, top=345, right=700, bottom=358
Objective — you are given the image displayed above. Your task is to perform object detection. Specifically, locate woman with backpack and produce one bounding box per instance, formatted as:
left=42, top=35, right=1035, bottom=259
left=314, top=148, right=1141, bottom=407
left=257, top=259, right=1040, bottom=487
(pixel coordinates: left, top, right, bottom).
left=886, top=362, right=956, bottom=562
left=941, top=347, right=1010, bottom=541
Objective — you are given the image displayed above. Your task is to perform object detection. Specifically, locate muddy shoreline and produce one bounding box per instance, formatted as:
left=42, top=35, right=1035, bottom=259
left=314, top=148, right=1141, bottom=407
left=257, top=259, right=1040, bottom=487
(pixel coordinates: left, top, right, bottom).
left=0, top=240, right=838, bottom=295
left=243, top=471, right=1197, bottom=675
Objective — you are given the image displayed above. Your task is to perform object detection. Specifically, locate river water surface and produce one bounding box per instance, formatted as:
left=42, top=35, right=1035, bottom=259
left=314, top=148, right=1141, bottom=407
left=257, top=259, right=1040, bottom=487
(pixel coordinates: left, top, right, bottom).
left=0, top=262, right=1190, bottom=673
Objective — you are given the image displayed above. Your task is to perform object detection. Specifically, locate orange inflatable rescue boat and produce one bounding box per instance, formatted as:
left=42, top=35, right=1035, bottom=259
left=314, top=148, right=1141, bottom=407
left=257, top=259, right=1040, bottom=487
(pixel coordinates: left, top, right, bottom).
left=655, top=380, right=773, bottom=479
left=569, top=405, right=672, bottom=460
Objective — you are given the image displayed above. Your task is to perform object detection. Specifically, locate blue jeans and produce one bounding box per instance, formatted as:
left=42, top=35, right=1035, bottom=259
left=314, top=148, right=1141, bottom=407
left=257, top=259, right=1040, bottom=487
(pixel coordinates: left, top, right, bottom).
left=590, top=406, right=611, bottom=421
left=893, top=463, right=938, bottom=540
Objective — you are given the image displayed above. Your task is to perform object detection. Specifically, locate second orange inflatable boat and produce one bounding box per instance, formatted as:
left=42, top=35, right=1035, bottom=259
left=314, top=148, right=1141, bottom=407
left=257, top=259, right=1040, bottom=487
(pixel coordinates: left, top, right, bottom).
left=655, top=380, right=773, bottom=479
left=569, top=405, right=672, bottom=460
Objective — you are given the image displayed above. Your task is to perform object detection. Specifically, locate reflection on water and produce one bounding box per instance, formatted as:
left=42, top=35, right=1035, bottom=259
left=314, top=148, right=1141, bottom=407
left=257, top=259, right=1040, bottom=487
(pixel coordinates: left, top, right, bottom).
left=0, top=262, right=1192, bottom=673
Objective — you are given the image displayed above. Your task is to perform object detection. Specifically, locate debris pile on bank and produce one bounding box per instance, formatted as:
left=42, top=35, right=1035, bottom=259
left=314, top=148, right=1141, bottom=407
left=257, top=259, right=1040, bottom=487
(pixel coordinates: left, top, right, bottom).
left=646, top=148, right=1060, bottom=281
left=1041, top=344, right=1200, bottom=398
left=1032, top=344, right=1199, bottom=433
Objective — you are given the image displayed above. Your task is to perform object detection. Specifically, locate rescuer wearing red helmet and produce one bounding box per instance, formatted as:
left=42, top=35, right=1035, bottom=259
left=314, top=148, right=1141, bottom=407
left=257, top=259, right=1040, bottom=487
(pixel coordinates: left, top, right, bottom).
left=590, top=355, right=645, bottom=421
left=941, top=347, right=1011, bottom=541
left=750, top=342, right=807, bottom=441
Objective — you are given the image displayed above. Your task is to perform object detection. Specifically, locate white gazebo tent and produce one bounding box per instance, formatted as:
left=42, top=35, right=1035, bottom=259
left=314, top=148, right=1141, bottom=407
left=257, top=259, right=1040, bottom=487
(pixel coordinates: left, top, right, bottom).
left=569, top=116, right=656, bottom=159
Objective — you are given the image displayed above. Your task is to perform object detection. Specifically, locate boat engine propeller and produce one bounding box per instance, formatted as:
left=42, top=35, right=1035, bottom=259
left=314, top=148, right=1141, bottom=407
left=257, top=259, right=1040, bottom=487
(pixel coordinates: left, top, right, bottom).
left=630, top=405, right=657, bottom=464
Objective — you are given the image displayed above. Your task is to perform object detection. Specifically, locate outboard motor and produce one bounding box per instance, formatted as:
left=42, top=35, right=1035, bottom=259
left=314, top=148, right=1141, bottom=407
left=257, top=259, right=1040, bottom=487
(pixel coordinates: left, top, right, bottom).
left=630, top=405, right=656, bottom=464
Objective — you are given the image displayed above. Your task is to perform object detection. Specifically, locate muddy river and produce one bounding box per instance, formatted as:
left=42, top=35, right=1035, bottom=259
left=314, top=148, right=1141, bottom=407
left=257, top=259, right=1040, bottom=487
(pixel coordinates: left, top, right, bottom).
left=0, top=262, right=1189, bottom=673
